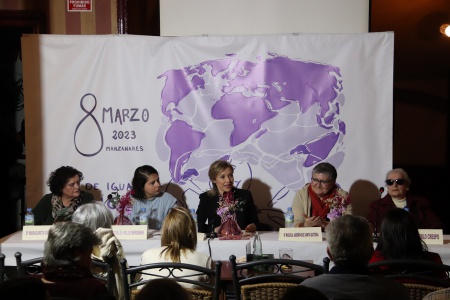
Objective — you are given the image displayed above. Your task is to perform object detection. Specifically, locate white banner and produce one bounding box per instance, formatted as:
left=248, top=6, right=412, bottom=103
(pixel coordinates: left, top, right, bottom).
left=22, top=33, right=393, bottom=229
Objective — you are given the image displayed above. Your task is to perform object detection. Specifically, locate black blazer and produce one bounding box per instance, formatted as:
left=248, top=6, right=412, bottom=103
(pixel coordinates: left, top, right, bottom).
left=196, top=188, right=260, bottom=233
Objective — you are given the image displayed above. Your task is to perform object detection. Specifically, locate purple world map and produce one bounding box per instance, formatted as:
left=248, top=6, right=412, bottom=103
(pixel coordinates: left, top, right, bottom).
left=157, top=53, right=345, bottom=191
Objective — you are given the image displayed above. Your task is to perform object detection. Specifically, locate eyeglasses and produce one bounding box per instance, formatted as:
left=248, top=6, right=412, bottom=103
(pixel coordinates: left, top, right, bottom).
left=311, top=178, right=333, bottom=185
left=385, top=179, right=405, bottom=186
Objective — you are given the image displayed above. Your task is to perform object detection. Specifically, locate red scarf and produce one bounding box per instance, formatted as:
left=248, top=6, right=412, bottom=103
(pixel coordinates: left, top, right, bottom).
left=308, top=184, right=336, bottom=218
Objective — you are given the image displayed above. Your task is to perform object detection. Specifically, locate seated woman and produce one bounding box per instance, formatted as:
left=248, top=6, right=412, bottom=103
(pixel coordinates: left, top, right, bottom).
left=292, top=162, right=351, bottom=228
left=139, top=206, right=212, bottom=288
left=196, top=160, right=260, bottom=234
left=33, top=166, right=94, bottom=225
left=128, top=165, right=177, bottom=229
left=370, top=208, right=444, bottom=276
left=72, top=201, right=127, bottom=300
left=40, top=222, right=112, bottom=299
left=367, top=168, right=441, bottom=233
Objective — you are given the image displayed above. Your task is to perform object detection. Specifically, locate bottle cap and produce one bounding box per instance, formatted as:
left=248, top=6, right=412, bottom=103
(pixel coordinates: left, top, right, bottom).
left=140, top=208, right=146, bottom=212
left=190, top=208, right=195, bottom=213
left=27, top=208, right=32, bottom=212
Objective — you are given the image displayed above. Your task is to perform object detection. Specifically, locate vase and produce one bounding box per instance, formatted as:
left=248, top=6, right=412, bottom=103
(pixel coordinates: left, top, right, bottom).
left=113, top=213, right=133, bottom=225
left=218, top=214, right=242, bottom=240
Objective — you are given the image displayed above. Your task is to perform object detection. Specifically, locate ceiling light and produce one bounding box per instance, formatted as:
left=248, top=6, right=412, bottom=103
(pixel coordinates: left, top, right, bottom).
left=440, top=24, right=450, bottom=37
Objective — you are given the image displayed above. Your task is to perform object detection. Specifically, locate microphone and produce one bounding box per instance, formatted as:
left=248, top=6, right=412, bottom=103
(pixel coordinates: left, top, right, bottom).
left=379, top=187, right=385, bottom=197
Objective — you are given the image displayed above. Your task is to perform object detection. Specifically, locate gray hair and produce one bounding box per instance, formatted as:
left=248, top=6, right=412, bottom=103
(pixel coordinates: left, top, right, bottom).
left=312, top=162, right=337, bottom=181
left=325, top=215, right=373, bottom=267
left=43, top=222, right=101, bottom=268
left=72, top=201, right=114, bottom=231
left=386, top=168, right=411, bottom=187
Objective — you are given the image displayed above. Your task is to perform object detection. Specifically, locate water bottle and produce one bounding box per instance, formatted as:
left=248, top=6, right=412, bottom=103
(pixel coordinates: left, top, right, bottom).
left=284, top=207, right=294, bottom=228
left=24, top=208, right=34, bottom=225
left=138, top=208, right=148, bottom=225
left=190, top=208, right=198, bottom=231
left=253, top=231, right=262, bottom=255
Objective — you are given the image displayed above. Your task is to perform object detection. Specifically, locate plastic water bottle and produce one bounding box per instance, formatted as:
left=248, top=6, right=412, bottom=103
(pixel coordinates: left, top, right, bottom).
left=190, top=208, right=198, bottom=231
left=138, top=208, right=148, bottom=225
left=284, top=207, right=294, bottom=228
left=24, top=208, right=34, bottom=225
left=253, top=231, right=262, bottom=255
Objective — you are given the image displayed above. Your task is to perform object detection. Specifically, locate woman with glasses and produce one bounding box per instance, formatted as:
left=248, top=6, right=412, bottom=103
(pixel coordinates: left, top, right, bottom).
left=291, top=162, right=351, bottom=228
left=367, top=168, right=441, bottom=233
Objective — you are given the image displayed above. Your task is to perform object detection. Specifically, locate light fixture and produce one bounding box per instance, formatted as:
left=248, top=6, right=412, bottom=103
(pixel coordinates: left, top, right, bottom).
left=440, top=24, right=450, bottom=37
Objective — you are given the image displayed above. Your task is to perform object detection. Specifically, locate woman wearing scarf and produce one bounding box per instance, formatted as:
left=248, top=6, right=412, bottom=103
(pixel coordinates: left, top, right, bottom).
left=33, top=166, right=94, bottom=225
left=291, top=162, right=351, bottom=228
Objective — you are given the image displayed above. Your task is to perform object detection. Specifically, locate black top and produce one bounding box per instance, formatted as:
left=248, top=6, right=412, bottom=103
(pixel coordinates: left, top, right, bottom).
left=196, top=188, right=260, bottom=233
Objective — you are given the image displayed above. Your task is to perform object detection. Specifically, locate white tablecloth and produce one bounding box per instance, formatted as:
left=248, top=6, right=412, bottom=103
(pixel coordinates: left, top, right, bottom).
left=2, top=231, right=450, bottom=267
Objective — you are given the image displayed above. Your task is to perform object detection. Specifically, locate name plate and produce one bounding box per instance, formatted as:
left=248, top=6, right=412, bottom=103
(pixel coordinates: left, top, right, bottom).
left=278, top=227, right=323, bottom=242
left=418, top=229, right=443, bottom=245
left=22, top=225, right=52, bottom=240
left=112, top=225, right=148, bottom=240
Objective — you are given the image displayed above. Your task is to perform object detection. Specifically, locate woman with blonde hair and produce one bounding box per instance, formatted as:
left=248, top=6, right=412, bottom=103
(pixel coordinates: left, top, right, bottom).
left=139, top=206, right=212, bottom=288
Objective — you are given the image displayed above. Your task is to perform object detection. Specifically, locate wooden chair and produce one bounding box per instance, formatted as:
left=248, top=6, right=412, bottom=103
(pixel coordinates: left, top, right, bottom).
left=230, top=255, right=329, bottom=300
left=14, top=251, right=115, bottom=294
left=119, top=258, right=222, bottom=300
left=0, top=253, right=5, bottom=284
left=368, top=259, right=450, bottom=286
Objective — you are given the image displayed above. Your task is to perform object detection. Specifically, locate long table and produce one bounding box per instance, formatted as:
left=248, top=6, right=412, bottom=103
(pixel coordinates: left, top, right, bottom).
left=2, top=231, right=450, bottom=267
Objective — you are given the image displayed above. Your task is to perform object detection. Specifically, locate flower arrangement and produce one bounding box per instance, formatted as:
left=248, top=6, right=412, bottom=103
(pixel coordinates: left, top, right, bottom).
left=216, top=193, right=246, bottom=219
left=107, top=189, right=135, bottom=217
left=326, top=192, right=351, bottom=220
left=216, top=192, right=246, bottom=240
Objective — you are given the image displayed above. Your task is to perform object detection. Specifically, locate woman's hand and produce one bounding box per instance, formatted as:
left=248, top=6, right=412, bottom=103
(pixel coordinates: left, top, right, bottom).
left=244, top=223, right=256, bottom=232
left=304, top=214, right=322, bottom=227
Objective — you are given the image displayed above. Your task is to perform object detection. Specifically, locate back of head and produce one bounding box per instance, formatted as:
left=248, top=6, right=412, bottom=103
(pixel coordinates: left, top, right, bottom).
left=377, top=208, right=426, bottom=259
left=312, top=162, right=337, bottom=181
left=160, top=206, right=197, bottom=262
left=43, top=222, right=101, bottom=268
left=326, top=215, right=373, bottom=267
left=72, top=201, right=114, bottom=230
left=132, top=165, right=158, bottom=199
left=281, top=285, right=327, bottom=300
left=135, top=278, right=189, bottom=300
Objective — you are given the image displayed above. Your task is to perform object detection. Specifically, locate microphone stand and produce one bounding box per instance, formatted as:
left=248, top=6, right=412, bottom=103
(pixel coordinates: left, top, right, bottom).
left=373, top=187, right=384, bottom=243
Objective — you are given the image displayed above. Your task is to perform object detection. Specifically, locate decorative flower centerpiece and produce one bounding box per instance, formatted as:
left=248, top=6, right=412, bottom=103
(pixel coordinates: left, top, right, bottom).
left=326, top=192, right=351, bottom=221
left=107, top=190, right=135, bottom=225
left=216, top=192, right=246, bottom=240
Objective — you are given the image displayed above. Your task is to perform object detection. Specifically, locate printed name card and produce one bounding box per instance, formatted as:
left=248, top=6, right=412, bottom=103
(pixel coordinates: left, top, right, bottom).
left=418, top=229, right=443, bottom=245
left=112, top=225, right=148, bottom=240
left=278, top=227, right=323, bottom=242
left=22, top=225, right=52, bottom=240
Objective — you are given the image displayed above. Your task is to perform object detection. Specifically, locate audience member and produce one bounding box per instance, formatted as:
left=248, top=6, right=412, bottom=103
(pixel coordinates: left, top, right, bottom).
left=33, top=166, right=94, bottom=225
left=135, top=278, right=190, bottom=300
left=139, top=206, right=212, bottom=288
left=0, top=276, right=49, bottom=300
left=280, top=285, right=327, bottom=300
left=292, top=162, right=351, bottom=228
left=197, top=160, right=260, bottom=233
left=40, top=222, right=112, bottom=299
left=367, top=168, right=441, bottom=232
left=129, top=165, right=177, bottom=229
left=72, top=201, right=127, bottom=299
left=301, top=215, right=408, bottom=300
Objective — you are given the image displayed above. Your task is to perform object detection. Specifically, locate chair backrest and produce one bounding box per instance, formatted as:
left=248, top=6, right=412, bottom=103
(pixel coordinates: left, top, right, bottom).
left=368, top=259, right=450, bottom=287
left=0, top=253, right=5, bottom=284
left=15, top=251, right=43, bottom=277
left=403, top=283, right=443, bottom=300
left=119, top=258, right=222, bottom=300
left=15, top=251, right=115, bottom=293
left=230, top=254, right=328, bottom=300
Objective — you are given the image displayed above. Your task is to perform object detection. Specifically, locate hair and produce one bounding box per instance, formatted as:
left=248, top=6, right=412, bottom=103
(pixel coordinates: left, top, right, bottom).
left=376, top=208, right=428, bottom=259
left=312, top=162, right=337, bottom=181
left=281, top=285, right=328, bottom=300
left=385, top=168, right=411, bottom=187
left=132, top=165, right=159, bottom=200
left=43, top=222, right=101, bottom=268
left=326, top=215, right=373, bottom=267
left=207, top=160, right=234, bottom=197
left=71, top=201, right=114, bottom=230
left=160, top=206, right=197, bottom=263
left=46, top=166, right=83, bottom=196
left=135, top=278, right=190, bottom=300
